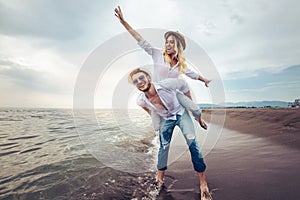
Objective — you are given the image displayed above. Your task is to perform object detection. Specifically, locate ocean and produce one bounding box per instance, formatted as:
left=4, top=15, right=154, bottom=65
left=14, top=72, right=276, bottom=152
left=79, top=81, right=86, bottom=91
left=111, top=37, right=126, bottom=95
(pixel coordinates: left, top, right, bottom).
left=0, top=108, right=159, bottom=200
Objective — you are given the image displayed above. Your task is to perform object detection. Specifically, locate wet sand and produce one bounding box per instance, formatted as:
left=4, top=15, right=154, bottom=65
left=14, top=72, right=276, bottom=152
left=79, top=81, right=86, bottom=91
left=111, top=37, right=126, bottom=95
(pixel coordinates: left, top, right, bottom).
left=205, top=108, right=300, bottom=150
left=157, top=108, right=300, bottom=200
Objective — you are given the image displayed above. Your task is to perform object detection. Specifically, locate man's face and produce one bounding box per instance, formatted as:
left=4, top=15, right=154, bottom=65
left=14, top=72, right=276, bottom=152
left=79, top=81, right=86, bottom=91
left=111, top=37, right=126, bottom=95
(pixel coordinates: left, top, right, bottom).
left=132, top=72, right=151, bottom=92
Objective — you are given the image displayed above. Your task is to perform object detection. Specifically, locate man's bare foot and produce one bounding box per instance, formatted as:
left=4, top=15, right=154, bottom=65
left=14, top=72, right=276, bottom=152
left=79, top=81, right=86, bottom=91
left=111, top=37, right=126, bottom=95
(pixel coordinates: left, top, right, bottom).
left=200, top=186, right=213, bottom=200
left=155, top=179, right=165, bottom=192
left=156, top=170, right=165, bottom=187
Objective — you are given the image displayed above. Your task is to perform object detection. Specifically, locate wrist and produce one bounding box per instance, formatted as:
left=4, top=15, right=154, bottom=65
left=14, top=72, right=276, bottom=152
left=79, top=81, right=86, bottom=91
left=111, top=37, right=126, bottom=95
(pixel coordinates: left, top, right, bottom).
left=120, top=19, right=126, bottom=24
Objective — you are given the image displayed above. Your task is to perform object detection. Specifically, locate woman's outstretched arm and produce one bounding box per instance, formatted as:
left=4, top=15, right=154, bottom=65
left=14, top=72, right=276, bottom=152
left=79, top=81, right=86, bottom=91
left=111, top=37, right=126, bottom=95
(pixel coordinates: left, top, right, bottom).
left=198, top=75, right=212, bottom=87
left=114, top=6, right=143, bottom=42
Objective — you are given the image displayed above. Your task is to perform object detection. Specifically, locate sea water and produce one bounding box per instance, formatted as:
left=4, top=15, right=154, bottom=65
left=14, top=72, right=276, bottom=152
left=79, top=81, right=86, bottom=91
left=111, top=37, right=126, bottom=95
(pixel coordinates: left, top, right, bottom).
left=0, top=108, right=159, bottom=200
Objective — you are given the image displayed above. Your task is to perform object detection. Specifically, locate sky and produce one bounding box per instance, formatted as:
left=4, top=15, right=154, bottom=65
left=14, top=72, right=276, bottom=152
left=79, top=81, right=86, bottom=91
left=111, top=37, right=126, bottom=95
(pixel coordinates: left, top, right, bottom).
left=0, top=0, right=299, bottom=108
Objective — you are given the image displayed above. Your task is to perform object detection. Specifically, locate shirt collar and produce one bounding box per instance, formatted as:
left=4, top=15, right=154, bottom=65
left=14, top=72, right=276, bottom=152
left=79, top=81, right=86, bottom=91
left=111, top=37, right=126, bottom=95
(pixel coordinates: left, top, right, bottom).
left=169, top=61, right=179, bottom=70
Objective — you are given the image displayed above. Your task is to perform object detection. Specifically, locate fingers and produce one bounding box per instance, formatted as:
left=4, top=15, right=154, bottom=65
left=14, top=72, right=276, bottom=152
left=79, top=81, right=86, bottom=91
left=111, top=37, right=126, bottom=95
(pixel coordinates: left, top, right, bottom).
left=114, top=6, right=122, bottom=15
left=114, top=7, right=120, bottom=19
left=114, top=6, right=124, bottom=21
left=205, top=80, right=211, bottom=87
left=115, top=5, right=121, bottom=13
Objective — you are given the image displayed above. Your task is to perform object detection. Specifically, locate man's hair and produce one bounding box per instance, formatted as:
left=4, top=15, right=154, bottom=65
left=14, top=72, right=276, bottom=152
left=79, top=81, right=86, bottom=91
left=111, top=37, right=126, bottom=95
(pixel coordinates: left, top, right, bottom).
left=128, top=68, right=151, bottom=84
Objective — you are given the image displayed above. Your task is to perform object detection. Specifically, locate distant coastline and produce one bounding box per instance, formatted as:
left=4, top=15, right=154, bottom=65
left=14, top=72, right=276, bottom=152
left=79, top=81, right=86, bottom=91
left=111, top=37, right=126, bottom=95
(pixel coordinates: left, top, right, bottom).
left=199, top=100, right=300, bottom=108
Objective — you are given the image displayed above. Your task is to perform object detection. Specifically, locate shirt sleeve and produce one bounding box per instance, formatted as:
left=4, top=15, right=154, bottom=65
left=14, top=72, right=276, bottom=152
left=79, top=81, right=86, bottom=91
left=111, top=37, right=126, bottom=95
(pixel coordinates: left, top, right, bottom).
left=138, top=39, right=163, bottom=59
left=136, top=93, right=147, bottom=107
left=185, top=66, right=200, bottom=80
left=138, top=39, right=154, bottom=56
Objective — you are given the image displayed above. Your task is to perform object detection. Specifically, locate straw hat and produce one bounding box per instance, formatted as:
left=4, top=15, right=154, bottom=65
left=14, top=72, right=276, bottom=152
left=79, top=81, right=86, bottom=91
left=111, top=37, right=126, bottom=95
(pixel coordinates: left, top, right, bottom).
left=164, top=31, right=186, bottom=50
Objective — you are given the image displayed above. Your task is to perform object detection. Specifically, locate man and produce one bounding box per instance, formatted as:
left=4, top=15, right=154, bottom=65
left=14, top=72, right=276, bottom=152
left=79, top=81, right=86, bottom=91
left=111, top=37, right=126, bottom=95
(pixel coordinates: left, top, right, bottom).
left=128, top=68, right=212, bottom=200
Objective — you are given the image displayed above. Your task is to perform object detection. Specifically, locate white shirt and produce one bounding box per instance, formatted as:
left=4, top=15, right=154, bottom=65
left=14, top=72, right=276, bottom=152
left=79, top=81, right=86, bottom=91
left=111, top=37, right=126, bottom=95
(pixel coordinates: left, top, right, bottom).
left=137, top=78, right=189, bottom=120
left=138, top=39, right=200, bottom=82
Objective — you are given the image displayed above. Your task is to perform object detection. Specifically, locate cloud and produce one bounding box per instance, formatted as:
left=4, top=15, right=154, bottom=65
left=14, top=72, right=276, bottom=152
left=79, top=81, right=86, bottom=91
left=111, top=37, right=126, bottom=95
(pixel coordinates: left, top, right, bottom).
left=224, top=65, right=300, bottom=101
left=230, top=14, right=244, bottom=25
left=177, top=0, right=300, bottom=78
left=0, top=0, right=299, bottom=107
left=0, top=34, right=78, bottom=107
left=0, top=0, right=94, bottom=40
left=0, top=59, right=65, bottom=94
left=0, top=0, right=120, bottom=54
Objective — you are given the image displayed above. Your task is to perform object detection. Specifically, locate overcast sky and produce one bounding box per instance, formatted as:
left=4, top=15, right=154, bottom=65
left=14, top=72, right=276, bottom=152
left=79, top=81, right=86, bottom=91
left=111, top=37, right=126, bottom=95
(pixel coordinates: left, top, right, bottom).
left=0, top=0, right=299, bottom=108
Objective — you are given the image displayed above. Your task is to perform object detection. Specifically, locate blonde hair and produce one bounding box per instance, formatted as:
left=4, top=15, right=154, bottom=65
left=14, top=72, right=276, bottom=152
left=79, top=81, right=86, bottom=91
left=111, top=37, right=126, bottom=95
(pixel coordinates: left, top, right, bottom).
left=163, top=34, right=187, bottom=74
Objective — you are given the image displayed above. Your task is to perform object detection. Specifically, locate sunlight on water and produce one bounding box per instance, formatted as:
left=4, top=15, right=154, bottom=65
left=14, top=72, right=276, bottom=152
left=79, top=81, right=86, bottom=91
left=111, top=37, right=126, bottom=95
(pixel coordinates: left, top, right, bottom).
left=0, top=108, right=158, bottom=199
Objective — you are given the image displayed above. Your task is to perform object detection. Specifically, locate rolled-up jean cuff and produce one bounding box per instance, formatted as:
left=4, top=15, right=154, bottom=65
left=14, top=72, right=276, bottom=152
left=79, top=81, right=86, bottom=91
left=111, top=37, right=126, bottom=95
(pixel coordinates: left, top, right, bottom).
left=192, top=111, right=201, bottom=119
left=157, top=166, right=167, bottom=171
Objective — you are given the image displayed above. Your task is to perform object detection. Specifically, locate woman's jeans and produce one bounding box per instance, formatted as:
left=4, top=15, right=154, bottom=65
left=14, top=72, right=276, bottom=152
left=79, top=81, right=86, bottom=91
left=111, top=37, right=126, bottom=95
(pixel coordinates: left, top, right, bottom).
left=151, top=91, right=202, bottom=131
left=157, top=110, right=206, bottom=172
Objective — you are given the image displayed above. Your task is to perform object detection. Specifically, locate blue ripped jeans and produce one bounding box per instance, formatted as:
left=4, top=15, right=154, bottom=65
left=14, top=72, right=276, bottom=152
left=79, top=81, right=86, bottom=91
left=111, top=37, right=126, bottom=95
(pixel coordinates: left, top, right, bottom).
left=151, top=92, right=202, bottom=131
left=157, top=110, right=206, bottom=172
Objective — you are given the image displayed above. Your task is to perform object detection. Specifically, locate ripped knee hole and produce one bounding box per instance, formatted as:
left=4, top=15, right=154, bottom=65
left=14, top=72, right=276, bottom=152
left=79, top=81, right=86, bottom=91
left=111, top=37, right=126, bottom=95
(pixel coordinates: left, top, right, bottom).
left=186, top=134, right=195, bottom=140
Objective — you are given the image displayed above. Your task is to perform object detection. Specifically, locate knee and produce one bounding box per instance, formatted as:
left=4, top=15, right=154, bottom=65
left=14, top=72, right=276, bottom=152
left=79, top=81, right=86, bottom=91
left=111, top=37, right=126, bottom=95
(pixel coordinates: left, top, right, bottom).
left=187, top=133, right=195, bottom=140
left=186, top=133, right=196, bottom=146
left=160, top=143, right=170, bottom=149
left=190, top=104, right=200, bottom=111
left=192, top=109, right=201, bottom=118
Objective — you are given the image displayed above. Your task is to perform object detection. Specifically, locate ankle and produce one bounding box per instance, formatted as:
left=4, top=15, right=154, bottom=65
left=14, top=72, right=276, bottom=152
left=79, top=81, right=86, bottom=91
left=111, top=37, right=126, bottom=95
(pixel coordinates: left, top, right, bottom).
left=156, top=177, right=164, bottom=184
left=157, top=170, right=165, bottom=183
left=200, top=183, right=208, bottom=189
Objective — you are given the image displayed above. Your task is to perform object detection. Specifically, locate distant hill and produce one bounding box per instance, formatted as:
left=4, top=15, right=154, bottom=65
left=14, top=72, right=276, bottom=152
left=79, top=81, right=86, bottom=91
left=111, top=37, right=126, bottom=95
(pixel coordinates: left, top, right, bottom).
left=199, top=101, right=290, bottom=108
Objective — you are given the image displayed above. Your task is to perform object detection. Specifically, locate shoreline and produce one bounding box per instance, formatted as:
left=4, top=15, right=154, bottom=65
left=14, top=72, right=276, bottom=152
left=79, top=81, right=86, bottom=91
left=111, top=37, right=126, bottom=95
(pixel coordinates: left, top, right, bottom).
left=157, top=108, right=300, bottom=199
left=202, top=107, right=300, bottom=150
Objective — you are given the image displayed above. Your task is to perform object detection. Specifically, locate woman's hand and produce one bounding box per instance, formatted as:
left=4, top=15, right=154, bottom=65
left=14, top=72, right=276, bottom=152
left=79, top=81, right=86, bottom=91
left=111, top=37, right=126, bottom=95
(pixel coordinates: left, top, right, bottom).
left=198, top=75, right=212, bottom=87
left=113, top=5, right=143, bottom=42
left=114, top=6, right=124, bottom=22
left=204, top=79, right=211, bottom=87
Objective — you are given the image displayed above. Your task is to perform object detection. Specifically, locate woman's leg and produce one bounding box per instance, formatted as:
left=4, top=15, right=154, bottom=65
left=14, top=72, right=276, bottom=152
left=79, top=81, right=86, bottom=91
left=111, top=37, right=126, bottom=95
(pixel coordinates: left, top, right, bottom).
left=176, top=91, right=207, bottom=130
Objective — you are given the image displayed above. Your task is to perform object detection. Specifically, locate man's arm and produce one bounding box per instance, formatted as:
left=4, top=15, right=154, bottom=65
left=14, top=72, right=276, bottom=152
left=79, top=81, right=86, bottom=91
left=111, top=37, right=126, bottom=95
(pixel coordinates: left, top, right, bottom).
left=137, top=93, right=151, bottom=115
left=141, top=106, right=151, bottom=115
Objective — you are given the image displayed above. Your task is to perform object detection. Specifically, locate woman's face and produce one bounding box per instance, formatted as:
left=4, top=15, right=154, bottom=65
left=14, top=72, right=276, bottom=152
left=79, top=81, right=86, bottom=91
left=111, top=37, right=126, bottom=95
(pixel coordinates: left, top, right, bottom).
left=165, top=35, right=176, bottom=55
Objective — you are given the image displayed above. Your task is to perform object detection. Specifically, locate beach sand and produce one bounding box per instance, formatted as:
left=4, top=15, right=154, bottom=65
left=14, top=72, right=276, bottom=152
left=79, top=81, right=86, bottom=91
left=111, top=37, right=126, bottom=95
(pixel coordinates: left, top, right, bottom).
left=157, top=108, right=300, bottom=200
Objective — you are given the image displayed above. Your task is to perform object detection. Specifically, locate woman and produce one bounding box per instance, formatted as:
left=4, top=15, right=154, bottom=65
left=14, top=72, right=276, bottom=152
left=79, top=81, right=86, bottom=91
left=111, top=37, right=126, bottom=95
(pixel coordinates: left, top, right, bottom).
left=114, top=6, right=211, bottom=131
